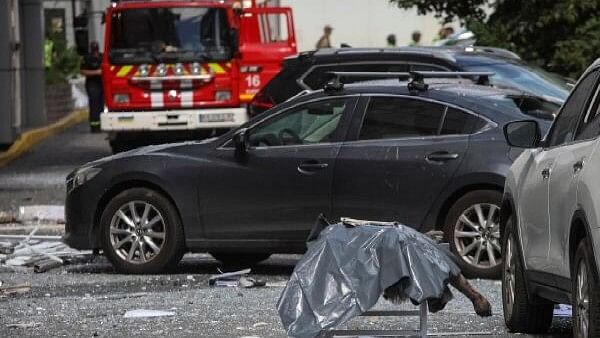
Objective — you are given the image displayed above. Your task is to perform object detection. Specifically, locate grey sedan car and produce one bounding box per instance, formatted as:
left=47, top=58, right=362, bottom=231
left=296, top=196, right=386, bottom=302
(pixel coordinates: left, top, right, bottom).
left=501, top=59, right=600, bottom=336
left=65, top=75, right=553, bottom=276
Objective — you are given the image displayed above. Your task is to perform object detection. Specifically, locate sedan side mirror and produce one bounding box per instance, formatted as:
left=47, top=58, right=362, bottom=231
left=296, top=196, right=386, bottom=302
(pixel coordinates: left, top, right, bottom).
left=504, top=120, right=542, bottom=148
left=233, top=128, right=249, bottom=160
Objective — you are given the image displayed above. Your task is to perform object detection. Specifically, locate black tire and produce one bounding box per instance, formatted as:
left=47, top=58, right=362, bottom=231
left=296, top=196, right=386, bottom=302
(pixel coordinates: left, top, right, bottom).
left=502, top=216, right=553, bottom=333
left=100, top=188, right=185, bottom=274
left=210, top=253, right=271, bottom=267
left=444, top=190, right=503, bottom=279
left=572, top=240, right=600, bottom=338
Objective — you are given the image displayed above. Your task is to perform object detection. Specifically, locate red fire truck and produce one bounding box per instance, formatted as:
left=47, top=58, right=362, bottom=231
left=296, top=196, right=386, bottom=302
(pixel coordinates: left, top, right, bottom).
left=100, top=0, right=297, bottom=152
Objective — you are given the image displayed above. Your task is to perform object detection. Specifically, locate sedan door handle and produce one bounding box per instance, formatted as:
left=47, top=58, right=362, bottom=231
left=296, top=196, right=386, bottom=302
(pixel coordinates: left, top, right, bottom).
left=298, top=161, right=329, bottom=175
left=541, top=168, right=551, bottom=180
left=573, top=160, right=584, bottom=173
left=426, top=151, right=460, bottom=163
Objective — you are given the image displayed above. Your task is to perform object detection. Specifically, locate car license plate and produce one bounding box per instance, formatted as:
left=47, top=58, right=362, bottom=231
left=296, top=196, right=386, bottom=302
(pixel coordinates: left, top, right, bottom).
left=199, top=113, right=234, bottom=123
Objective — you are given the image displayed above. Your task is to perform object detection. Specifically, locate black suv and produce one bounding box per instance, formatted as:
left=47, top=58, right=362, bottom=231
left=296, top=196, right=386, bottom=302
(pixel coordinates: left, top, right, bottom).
left=249, top=46, right=570, bottom=117
left=65, top=72, right=554, bottom=277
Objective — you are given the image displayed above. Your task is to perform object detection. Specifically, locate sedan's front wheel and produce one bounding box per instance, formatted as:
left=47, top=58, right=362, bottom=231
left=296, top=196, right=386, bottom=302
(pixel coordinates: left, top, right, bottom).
left=100, top=188, right=185, bottom=274
left=444, top=190, right=502, bottom=279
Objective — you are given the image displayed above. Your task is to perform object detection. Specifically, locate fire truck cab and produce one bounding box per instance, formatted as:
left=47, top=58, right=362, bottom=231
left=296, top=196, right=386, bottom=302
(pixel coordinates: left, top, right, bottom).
left=100, top=0, right=297, bottom=153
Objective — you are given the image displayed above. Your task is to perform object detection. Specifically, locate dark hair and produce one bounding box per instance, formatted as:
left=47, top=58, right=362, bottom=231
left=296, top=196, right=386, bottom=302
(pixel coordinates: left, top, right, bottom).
left=387, top=34, right=396, bottom=45
left=412, top=31, right=421, bottom=42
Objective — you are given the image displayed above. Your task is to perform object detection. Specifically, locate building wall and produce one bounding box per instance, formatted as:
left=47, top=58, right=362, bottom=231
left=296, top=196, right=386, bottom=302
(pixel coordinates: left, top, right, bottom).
left=280, top=0, right=448, bottom=52
left=42, top=0, right=109, bottom=48
left=0, top=0, right=46, bottom=145
left=0, top=0, right=16, bottom=144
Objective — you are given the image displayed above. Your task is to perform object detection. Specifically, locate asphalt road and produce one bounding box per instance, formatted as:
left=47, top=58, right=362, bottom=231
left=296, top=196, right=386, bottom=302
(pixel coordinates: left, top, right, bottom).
left=0, top=254, right=572, bottom=338
left=0, top=123, right=111, bottom=210
left=0, top=124, right=574, bottom=337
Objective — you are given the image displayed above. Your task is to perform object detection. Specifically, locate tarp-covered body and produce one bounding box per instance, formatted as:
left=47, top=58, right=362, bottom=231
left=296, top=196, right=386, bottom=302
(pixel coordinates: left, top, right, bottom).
left=277, top=221, right=461, bottom=338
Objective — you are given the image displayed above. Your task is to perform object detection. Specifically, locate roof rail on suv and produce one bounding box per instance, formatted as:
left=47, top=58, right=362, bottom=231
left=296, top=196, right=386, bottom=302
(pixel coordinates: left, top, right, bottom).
left=324, top=71, right=494, bottom=94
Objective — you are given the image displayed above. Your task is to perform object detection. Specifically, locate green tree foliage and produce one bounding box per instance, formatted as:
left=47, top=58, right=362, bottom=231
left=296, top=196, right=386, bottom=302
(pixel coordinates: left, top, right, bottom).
left=390, top=0, right=600, bottom=78
left=45, top=33, right=81, bottom=85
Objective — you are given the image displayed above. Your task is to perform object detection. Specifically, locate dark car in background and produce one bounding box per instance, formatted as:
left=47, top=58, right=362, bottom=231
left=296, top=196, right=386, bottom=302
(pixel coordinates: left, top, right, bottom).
left=65, top=73, right=554, bottom=277
left=249, top=46, right=570, bottom=118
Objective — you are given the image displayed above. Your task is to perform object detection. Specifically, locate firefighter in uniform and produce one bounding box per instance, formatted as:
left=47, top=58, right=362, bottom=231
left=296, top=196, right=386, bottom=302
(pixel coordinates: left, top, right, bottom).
left=80, top=41, right=104, bottom=132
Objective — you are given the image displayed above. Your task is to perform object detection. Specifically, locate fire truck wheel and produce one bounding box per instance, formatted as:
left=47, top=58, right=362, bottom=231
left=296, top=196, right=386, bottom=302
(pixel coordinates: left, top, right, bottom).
left=100, top=187, right=186, bottom=274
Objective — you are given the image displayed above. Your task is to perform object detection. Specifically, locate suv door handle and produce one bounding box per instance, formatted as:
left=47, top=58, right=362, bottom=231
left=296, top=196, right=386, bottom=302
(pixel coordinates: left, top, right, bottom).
left=426, top=151, right=460, bottom=163
left=298, top=160, right=329, bottom=175
left=573, top=160, right=584, bottom=173
left=541, top=168, right=551, bottom=180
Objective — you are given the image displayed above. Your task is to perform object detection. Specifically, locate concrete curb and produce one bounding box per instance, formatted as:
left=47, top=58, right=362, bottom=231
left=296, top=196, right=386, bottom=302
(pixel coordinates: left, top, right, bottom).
left=0, top=110, right=89, bottom=168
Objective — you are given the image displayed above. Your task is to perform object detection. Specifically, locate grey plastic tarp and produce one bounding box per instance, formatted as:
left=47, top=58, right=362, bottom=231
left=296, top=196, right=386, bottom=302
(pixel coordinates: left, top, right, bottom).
left=277, top=219, right=461, bottom=338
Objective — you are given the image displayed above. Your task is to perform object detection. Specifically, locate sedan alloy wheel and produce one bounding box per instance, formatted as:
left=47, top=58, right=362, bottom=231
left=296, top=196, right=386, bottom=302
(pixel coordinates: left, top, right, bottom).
left=100, top=188, right=185, bottom=274
left=454, top=203, right=502, bottom=270
left=109, top=201, right=166, bottom=264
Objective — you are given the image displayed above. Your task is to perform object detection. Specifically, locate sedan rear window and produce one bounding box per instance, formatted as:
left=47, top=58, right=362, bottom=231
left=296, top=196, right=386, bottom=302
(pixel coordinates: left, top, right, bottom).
left=359, top=97, right=444, bottom=140
left=441, top=108, right=489, bottom=135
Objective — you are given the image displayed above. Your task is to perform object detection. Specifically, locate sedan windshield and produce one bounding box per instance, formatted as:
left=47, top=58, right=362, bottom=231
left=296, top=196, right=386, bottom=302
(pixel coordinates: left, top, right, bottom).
left=462, top=62, right=571, bottom=102
left=109, top=7, right=231, bottom=64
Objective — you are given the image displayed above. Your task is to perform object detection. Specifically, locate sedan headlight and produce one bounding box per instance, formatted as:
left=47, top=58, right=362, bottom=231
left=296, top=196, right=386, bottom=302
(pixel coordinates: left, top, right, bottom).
left=68, top=167, right=102, bottom=193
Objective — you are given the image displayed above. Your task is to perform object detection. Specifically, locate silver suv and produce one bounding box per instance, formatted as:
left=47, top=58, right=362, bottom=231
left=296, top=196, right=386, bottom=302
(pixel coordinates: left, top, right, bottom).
left=501, top=59, right=600, bottom=337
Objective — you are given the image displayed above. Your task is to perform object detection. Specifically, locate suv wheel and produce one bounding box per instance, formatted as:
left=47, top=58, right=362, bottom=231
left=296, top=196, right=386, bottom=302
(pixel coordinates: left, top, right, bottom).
left=100, top=188, right=185, bottom=274
left=502, top=216, right=553, bottom=333
left=444, top=190, right=502, bottom=278
left=573, top=240, right=600, bottom=337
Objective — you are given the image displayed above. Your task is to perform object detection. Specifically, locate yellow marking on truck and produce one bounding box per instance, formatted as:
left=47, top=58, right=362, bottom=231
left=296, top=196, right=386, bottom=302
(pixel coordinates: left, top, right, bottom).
left=116, top=65, right=133, bottom=77
left=240, top=93, right=255, bottom=101
left=208, top=63, right=226, bottom=74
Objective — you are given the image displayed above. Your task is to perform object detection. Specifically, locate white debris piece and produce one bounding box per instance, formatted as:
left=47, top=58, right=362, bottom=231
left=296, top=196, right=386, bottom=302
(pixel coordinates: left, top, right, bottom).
left=6, top=322, right=39, bottom=329
left=1, top=226, right=89, bottom=273
left=18, top=205, right=65, bottom=223
left=208, top=268, right=251, bottom=287
left=123, top=309, right=176, bottom=318
left=554, top=304, right=572, bottom=317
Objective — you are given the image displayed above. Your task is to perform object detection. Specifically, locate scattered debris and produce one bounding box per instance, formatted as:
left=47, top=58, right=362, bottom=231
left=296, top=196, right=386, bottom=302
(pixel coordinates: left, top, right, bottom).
left=0, top=211, right=16, bottom=224
left=101, top=292, right=148, bottom=301
left=0, top=226, right=89, bottom=273
left=554, top=304, right=572, bottom=317
left=0, top=241, right=15, bottom=254
left=0, top=283, right=31, bottom=296
left=239, top=276, right=266, bottom=288
left=208, top=269, right=266, bottom=288
left=209, top=268, right=251, bottom=287
left=6, top=322, right=40, bottom=329
left=33, top=259, right=63, bottom=273
left=18, top=205, right=65, bottom=224
left=252, top=322, right=269, bottom=328
left=123, top=309, right=176, bottom=318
